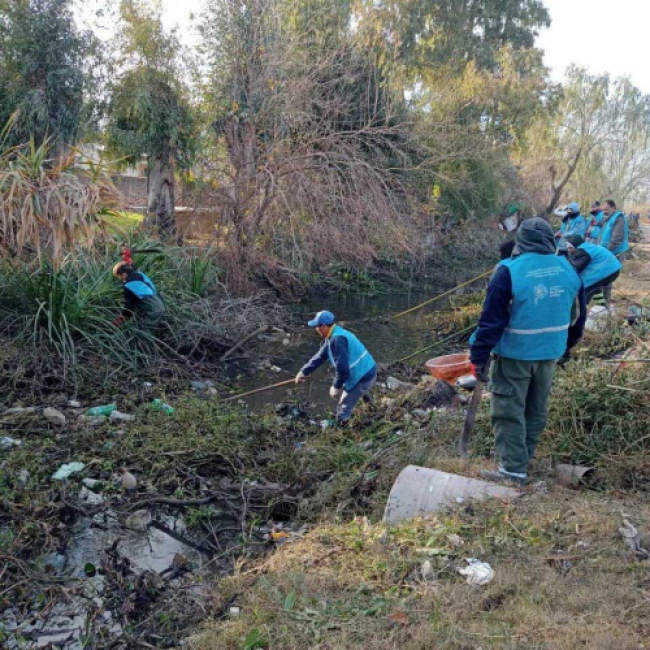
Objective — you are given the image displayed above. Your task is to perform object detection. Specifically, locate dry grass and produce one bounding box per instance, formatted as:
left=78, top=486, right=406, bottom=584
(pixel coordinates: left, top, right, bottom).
left=188, top=492, right=650, bottom=650
left=0, top=136, right=118, bottom=263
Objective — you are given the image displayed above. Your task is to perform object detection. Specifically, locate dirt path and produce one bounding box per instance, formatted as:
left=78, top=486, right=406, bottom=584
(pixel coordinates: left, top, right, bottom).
left=615, top=221, right=650, bottom=303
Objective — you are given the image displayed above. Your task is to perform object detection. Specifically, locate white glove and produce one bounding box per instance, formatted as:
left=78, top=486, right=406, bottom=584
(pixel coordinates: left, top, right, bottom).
left=329, top=386, right=341, bottom=398
left=295, top=371, right=306, bottom=384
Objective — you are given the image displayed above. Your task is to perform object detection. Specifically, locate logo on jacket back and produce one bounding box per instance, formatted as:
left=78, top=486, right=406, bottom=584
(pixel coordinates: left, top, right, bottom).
left=533, top=284, right=548, bottom=305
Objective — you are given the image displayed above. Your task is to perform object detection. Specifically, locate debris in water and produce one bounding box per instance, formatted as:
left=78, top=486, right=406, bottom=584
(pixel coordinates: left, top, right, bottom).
left=79, top=486, right=104, bottom=506
left=126, top=509, right=152, bottom=531
left=151, top=398, right=175, bottom=414
left=585, top=305, right=611, bottom=332
left=421, top=560, right=436, bottom=581
left=37, top=553, right=66, bottom=574
left=458, top=558, right=495, bottom=585
left=52, top=462, right=85, bottom=480
left=386, top=376, right=415, bottom=391
left=43, top=407, right=66, bottom=426
left=121, top=468, right=138, bottom=490
left=2, top=406, right=36, bottom=416
left=1, top=436, right=22, bottom=449
left=78, top=415, right=108, bottom=426
left=619, top=519, right=650, bottom=560
left=109, top=410, right=135, bottom=422
left=86, top=403, right=117, bottom=417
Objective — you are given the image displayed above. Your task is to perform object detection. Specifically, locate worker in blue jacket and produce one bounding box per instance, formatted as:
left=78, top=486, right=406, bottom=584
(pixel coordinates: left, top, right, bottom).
left=555, top=202, right=587, bottom=246
left=470, top=218, right=587, bottom=485
left=565, top=235, right=622, bottom=305
left=112, top=262, right=166, bottom=329
left=295, top=311, right=376, bottom=425
left=598, top=199, right=629, bottom=308
left=584, top=201, right=604, bottom=243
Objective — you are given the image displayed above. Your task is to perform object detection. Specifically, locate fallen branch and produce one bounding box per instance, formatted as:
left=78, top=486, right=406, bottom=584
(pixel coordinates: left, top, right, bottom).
left=220, top=326, right=269, bottom=362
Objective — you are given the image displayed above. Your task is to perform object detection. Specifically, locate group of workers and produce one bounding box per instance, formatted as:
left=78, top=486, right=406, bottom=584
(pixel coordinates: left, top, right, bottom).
left=288, top=201, right=632, bottom=487
left=112, top=201, right=631, bottom=486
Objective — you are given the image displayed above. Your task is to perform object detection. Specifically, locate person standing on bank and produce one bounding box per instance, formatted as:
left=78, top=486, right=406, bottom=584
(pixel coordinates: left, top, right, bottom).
left=598, top=199, right=629, bottom=309
left=555, top=202, right=587, bottom=245
left=585, top=201, right=604, bottom=244
left=470, top=218, right=587, bottom=485
left=295, top=311, right=377, bottom=425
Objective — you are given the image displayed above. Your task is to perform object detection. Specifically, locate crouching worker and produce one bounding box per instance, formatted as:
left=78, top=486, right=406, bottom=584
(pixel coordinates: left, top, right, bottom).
left=112, top=262, right=166, bottom=329
left=295, top=311, right=376, bottom=425
left=565, top=235, right=622, bottom=305
left=470, top=218, right=587, bottom=485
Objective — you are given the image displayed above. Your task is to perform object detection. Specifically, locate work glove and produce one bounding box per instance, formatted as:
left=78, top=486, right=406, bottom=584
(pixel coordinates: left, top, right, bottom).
left=295, top=371, right=306, bottom=385
left=329, top=385, right=341, bottom=399
left=113, top=314, right=126, bottom=327
left=471, top=363, right=489, bottom=384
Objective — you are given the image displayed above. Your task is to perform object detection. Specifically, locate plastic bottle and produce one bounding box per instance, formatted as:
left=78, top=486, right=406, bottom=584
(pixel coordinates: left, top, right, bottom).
left=85, top=404, right=117, bottom=417
left=151, top=399, right=175, bottom=415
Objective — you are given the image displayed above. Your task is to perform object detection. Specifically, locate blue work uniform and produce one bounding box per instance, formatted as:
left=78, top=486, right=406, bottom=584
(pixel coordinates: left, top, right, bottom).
left=301, top=325, right=376, bottom=391
left=599, top=211, right=629, bottom=255
left=559, top=215, right=587, bottom=239
left=585, top=211, right=604, bottom=243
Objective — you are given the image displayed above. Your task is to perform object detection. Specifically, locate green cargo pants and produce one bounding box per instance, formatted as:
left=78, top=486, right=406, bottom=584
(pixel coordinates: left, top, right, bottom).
left=489, top=355, right=557, bottom=477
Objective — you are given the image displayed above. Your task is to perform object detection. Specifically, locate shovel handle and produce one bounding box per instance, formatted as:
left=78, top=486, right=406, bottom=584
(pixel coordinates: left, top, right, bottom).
left=458, top=360, right=490, bottom=459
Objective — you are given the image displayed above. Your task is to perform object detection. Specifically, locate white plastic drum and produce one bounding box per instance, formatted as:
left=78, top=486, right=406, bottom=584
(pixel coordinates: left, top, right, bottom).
left=383, top=465, right=520, bottom=525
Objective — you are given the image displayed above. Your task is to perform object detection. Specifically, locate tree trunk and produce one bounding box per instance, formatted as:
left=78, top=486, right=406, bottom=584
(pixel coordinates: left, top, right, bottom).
left=147, top=155, right=175, bottom=236
left=545, top=146, right=583, bottom=215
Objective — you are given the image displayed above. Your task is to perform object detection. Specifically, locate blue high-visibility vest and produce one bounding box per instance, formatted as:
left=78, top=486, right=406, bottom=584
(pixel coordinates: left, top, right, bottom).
left=125, top=272, right=158, bottom=299
left=586, top=211, right=604, bottom=242
left=559, top=215, right=587, bottom=238
left=577, top=242, right=622, bottom=288
left=599, top=211, right=629, bottom=255
left=326, top=325, right=376, bottom=391
left=494, top=253, right=582, bottom=361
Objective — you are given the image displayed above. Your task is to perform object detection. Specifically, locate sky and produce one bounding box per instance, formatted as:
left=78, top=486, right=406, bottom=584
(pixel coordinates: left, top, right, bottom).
left=104, top=0, right=650, bottom=94
left=536, top=0, right=649, bottom=93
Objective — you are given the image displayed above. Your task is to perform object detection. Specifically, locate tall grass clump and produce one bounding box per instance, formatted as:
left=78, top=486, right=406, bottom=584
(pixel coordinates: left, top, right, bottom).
left=472, top=360, right=650, bottom=489
left=0, top=121, right=119, bottom=263
left=0, top=232, right=285, bottom=394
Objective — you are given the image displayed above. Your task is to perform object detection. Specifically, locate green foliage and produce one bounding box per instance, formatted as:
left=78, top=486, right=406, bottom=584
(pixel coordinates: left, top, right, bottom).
left=0, top=234, right=264, bottom=379
left=106, top=0, right=197, bottom=171
left=354, top=0, right=550, bottom=77
left=0, top=0, right=98, bottom=151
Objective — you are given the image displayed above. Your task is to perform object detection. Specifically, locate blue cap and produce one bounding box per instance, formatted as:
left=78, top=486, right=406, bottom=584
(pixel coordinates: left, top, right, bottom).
left=567, top=202, right=580, bottom=214
left=308, top=310, right=335, bottom=327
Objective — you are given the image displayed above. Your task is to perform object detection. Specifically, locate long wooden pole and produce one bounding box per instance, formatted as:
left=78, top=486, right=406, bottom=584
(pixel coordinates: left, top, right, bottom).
left=222, top=378, right=296, bottom=402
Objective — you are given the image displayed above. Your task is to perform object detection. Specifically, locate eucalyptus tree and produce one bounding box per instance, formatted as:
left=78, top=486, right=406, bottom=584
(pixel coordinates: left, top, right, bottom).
left=106, top=0, right=197, bottom=236
left=0, top=0, right=97, bottom=155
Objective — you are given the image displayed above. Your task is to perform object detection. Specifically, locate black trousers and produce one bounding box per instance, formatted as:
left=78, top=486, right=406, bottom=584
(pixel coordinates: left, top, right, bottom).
left=585, top=270, right=621, bottom=304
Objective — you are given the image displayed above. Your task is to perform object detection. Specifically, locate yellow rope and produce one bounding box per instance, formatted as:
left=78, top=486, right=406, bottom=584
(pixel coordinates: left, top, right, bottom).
left=390, top=269, right=492, bottom=321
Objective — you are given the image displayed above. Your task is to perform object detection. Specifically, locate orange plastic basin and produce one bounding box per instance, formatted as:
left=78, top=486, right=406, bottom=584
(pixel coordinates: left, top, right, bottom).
left=425, top=353, right=472, bottom=385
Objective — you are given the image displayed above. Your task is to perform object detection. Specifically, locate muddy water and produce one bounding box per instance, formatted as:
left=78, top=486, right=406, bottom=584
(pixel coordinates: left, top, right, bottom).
left=238, top=283, right=482, bottom=415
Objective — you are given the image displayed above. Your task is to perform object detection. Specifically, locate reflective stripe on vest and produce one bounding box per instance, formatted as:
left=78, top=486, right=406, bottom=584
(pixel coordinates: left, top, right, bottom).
left=578, top=242, right=622, bottom=288
left=494, top=253, right=582, bottom=361
left=599, top=212, right=629, bottom=255
left=326, top=325, right=376, bottom=391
